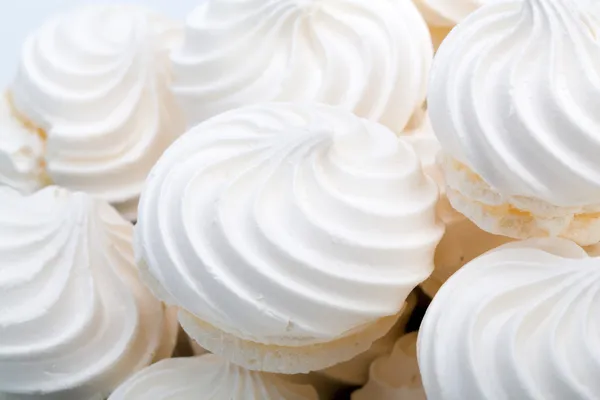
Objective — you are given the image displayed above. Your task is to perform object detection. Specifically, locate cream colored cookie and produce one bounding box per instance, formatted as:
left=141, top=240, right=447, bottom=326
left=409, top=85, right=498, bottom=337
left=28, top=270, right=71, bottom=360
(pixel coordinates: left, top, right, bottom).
left=430, top=0, right=600, bottom=246
left=0, top=5, right=184, bottom=221
left=135, top=103, right=443, bottom=373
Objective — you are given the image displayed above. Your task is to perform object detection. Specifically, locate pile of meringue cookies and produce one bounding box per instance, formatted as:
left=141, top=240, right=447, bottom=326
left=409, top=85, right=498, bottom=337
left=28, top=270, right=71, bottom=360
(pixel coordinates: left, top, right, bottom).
left=1, top=0, right=598, bottom=399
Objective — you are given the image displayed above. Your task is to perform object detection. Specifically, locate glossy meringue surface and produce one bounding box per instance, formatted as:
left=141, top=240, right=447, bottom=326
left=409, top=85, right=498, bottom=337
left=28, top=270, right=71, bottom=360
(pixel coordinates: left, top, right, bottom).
left=429, top=0, right=600, bottom=207
left=9, top=5, right=185, bottom=220
left=136, top=103, right=443, bottom=347
left=109, top=354, right=318, bottom=400
left=172, top=0, right=432, bottom=134
left=0, top=187, right=175, bottom=400
left=418, top=238, right=600, bottom=400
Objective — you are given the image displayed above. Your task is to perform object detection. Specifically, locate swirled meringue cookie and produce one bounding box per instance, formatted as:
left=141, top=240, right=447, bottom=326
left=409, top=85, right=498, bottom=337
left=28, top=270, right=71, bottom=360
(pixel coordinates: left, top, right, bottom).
left=430, top=0, right=600, bottom=246
left=135, top=103, right=444, bottom=373
left=317, top=292, right=417, bottom=386
left=0, top=186, right=177, bottom=400
left=1, top=5, right=184, bottom=220
left=413, top=0, right=488, bottom=48
left=172, top=0, right=432, bottom=134
left=109, top=354, right=318, bottom=400
left=352, top=333, right=425, bottom=400
left=418, top=238, right=600, bottom=400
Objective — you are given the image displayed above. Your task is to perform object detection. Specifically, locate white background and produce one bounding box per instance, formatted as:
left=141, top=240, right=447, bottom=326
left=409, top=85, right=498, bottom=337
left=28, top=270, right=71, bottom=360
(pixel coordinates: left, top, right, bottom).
left=0, top=0, right=202, bottom=86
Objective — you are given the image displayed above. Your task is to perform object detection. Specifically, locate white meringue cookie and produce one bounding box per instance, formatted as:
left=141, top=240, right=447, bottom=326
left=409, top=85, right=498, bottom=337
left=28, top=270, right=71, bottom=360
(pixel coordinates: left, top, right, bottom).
left=5, top=5, right=185, bottom=220
left=0, top=186, right=177, bottom=400
left=136, top=103, right=443, bottom=373
left=429, top=0, right=600, bottom=244
left=418, top=238, right=600, bottom=400
left=352, top=333, right=426, bottom=400
left=172, top=0, right=432, bottom=134
left=109, top=354, right=318, bottom=400
left=430, top=0, right=600, bottom=208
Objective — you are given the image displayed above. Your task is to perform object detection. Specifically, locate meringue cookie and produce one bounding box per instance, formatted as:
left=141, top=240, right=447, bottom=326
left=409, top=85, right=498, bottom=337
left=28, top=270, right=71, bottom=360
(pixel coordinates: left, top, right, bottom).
left=0, top=186, right=177, bottom=400
left=172, top=0, right=432, bottom=134
left=413, top=0, right=488, bottom=47
left=429, top=0, right=600, bottom=245
left=352, top=333, right=426, bottom=400
left=418, top=238, right=600, bottom=400
left=136, top=103, right=444, bottom=373
left=3, top=5, right=185, bottom=220
left=109, top=354, right=318, bottom=400
left=317, top=292, right=417, bottom=386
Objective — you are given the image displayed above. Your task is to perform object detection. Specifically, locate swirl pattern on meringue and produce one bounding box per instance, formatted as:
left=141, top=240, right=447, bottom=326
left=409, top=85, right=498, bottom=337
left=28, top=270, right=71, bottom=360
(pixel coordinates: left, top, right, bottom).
left=9, top=5, right=185, bottom=220
left=136, top=103, right=443, bottom=347
left=0, top=187, right=175, bottom=400
left=109, top=354, right=318, bottom=400
left=429, top=0, right=600, bottom=207
left=418, top=238, right=600, bottom=400
left=172, top=0, right=432, bottom=134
